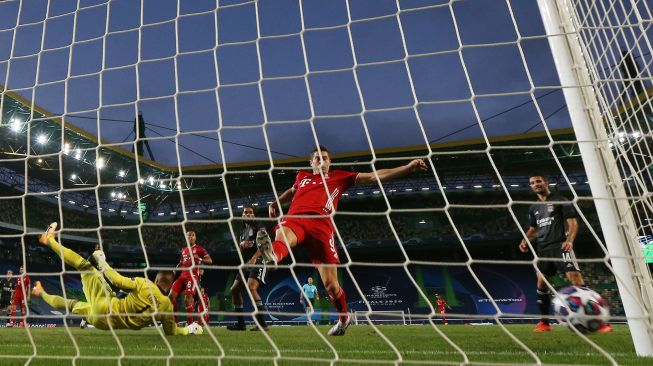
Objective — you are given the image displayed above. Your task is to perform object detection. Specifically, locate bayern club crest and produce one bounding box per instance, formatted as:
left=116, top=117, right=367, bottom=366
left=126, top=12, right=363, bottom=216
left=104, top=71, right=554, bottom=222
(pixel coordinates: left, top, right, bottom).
left=547, top=203, right=555, bottom=213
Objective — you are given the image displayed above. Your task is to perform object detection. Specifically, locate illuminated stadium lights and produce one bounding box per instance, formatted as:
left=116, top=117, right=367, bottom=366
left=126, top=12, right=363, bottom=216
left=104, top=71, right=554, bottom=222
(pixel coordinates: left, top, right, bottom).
left=570, top=182, right=577, bottom=185
left=170, top=211, right=177, bottom=215
left=549, top=183, right=557, bottom=186
left=356, top=192, right=364, bottom=195
left=96, top=158, right=105, bottom=169
left=138, top=178, right=145, bottom=184
left=421, top=187, right=429, bottom=191
left=456, top=186, right=464, bottom=189
left=10, top=119, right=21, bottom=132
left=208, top=209, right=215, bottom=212
left=222, top=207, right=229, bottom=210
left=252, top=203, right=258, bottom=206
left=120, top=210, right=127, bottom=213
left=118, top=170, right=126, bottom=177
left=342, top=193, right=349, bottom=196
left=632, top=131, right=641, bottom=139
left=63, top=143, right=71, bottom=154
left=418, top=220, right=426, bottom=224
left=388, top=189, right=397, bottom=193
left=108, top=208, right=115, bottom=212
left=37, top=158, right=43, bottom=163
left=147, top=176, right=154, bottom=185
left=194, top=210, right=201, bottom=213
left=70, top=173, right=77, bottom=180
left=474, top=185, right=483, bottom=188
left=266, top=201, right=273, bottom=204
left=510, top=184, right=519, bottom=187
left=74, top=149, right=82, bottom=160
left=237, top=205, right=243, bottom=208
left=36, top=134, right=47, bottom=145
left=372, top=190, right=380, bottom=194
left=159, top=182, right=167, bottom=188
left=158, top=213, right=164, bottom=216
left=111, top=192, right=116, bottom=198
left=405, top=188, right=413, bottom=192
left=82, top=204, right=89, bottom=208
left=492, top=184, right=501, bottom=188
left=68, top=201, right=75, bottom=204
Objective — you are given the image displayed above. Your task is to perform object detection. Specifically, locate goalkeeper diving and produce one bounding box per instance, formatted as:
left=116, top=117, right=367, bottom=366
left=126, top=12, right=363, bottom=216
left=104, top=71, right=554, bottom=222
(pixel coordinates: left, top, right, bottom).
left=32, top=222, right=203, bottom=335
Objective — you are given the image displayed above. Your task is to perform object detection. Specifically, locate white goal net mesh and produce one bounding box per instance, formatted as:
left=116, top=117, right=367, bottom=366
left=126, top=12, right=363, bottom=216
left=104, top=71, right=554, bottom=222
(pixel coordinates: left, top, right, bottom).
left=0, top=0, right=652, bottom=364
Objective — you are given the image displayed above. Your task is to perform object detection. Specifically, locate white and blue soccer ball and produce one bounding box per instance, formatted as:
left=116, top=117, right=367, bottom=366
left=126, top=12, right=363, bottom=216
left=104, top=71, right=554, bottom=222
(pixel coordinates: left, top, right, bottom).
left=552, top=286, right=609, bottom=333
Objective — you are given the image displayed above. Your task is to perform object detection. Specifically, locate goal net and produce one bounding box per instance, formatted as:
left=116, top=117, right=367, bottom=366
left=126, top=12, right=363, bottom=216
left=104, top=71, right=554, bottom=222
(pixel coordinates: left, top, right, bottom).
left=0, top=0, right=653, bottom=364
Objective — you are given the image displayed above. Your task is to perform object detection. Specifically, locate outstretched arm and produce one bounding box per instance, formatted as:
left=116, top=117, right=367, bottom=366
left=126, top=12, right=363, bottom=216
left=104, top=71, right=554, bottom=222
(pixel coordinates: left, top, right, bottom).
left=355, top=159, right=427, bottom=186
left=269, top=187, right=296, bottom=217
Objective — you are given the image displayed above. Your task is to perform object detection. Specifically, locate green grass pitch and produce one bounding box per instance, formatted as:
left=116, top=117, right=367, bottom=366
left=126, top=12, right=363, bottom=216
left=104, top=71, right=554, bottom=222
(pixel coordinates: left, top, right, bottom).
left=1, top=324, right=651, bottom=365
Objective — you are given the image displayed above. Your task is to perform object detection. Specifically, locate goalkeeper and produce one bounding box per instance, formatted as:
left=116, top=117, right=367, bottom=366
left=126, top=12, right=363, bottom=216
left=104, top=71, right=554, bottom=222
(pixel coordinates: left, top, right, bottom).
left=32, top=222, right=203, bottom=336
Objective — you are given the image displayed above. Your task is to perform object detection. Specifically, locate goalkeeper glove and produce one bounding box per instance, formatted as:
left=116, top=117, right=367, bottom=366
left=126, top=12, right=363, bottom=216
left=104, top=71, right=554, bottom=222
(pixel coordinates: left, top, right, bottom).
left=186, top=322, right=203, bottom=335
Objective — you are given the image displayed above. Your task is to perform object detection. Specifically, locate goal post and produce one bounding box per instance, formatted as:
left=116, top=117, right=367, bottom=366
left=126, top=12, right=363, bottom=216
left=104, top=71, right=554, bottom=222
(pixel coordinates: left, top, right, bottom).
left=537, top=0, right=653, bottom=356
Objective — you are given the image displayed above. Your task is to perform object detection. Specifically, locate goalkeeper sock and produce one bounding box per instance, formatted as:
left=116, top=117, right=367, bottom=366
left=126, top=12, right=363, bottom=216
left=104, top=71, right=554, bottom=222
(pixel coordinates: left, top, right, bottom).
left=42, top=292, right=76, bottom=312
left=537, top=288, right=551, bottom=325
left=234, top=305, right=245, bottom=325
left=47, top=237, right=91, bottom=271
left=271, top=240, right=289, bottom=262
left=329, top=288, right=348, bottom=323
left=255, top=300, right=267, bottom=327
left=186, top=304, right=195, bottom=324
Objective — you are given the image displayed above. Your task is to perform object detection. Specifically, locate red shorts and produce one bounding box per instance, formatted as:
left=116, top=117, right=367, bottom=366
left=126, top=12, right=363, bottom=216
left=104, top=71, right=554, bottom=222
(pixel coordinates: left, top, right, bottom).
left=12, top=295, right=24, bottom=306
left=171, top=273, right=199, bottom=297
left=277, top=216, right=339, bottom=265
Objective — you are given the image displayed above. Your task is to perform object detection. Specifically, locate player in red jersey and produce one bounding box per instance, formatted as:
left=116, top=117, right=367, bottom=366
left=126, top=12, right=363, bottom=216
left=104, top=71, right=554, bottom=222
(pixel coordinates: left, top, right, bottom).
left=169, top=231, right=212, bottom=325
left=435, top=295, right=451, bottom=325
left=258, top=145, right=427, bottom=336
left=9, top=266, right=30, bottom=327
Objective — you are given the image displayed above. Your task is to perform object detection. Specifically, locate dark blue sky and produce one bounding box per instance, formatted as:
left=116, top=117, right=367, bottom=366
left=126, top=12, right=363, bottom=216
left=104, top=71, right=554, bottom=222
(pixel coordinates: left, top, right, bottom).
left=0, top=0, right=573, bottom=166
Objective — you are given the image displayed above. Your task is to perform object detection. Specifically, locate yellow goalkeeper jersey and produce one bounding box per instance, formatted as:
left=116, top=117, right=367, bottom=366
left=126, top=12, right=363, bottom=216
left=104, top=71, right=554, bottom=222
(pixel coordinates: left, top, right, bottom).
left=89, top=277, right=186, bottom=335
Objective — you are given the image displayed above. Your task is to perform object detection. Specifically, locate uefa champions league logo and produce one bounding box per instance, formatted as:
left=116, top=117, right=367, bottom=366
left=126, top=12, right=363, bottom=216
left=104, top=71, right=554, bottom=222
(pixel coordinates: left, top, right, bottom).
left=371, top=286, right=387, bottom=297
left=369, top=285, right=397, bottom=299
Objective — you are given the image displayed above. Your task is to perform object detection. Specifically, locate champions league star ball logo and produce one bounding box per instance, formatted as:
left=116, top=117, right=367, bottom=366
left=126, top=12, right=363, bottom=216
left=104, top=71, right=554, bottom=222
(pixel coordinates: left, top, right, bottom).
left=371, top=286, right=387, bottom=298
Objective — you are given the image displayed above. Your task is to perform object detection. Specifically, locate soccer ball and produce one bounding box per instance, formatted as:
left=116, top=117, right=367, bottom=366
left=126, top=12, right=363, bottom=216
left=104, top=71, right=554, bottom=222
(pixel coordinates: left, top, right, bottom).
left=552, top=286, right=609, bottom=333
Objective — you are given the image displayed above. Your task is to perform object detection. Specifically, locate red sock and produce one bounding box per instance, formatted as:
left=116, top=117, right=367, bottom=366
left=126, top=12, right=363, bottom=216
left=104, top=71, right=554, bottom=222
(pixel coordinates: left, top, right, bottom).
left=9, top=308, right=16, bottom=323
left=186, top=304, right=195, bottom=324
left=272, top=240, right=289, bottom=262
left=328, top=288, right=348, bottom=323
left=20, top=305, right=25, bottom=320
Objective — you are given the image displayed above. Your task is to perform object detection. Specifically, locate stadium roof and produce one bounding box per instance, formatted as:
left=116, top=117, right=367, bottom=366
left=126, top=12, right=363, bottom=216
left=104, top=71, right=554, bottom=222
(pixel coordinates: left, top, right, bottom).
left=3, top=83, right=652, bottom=197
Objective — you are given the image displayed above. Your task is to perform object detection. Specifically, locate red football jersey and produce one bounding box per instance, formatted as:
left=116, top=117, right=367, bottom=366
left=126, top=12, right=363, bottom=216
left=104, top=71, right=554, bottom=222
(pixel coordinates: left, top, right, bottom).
left=179, top=245, right=208, bottom=278
left=288, top=170, right=358, bottom=216
left=14, top=274, right=30, bottom=299
left=436, top=299, right=446, bottom=311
